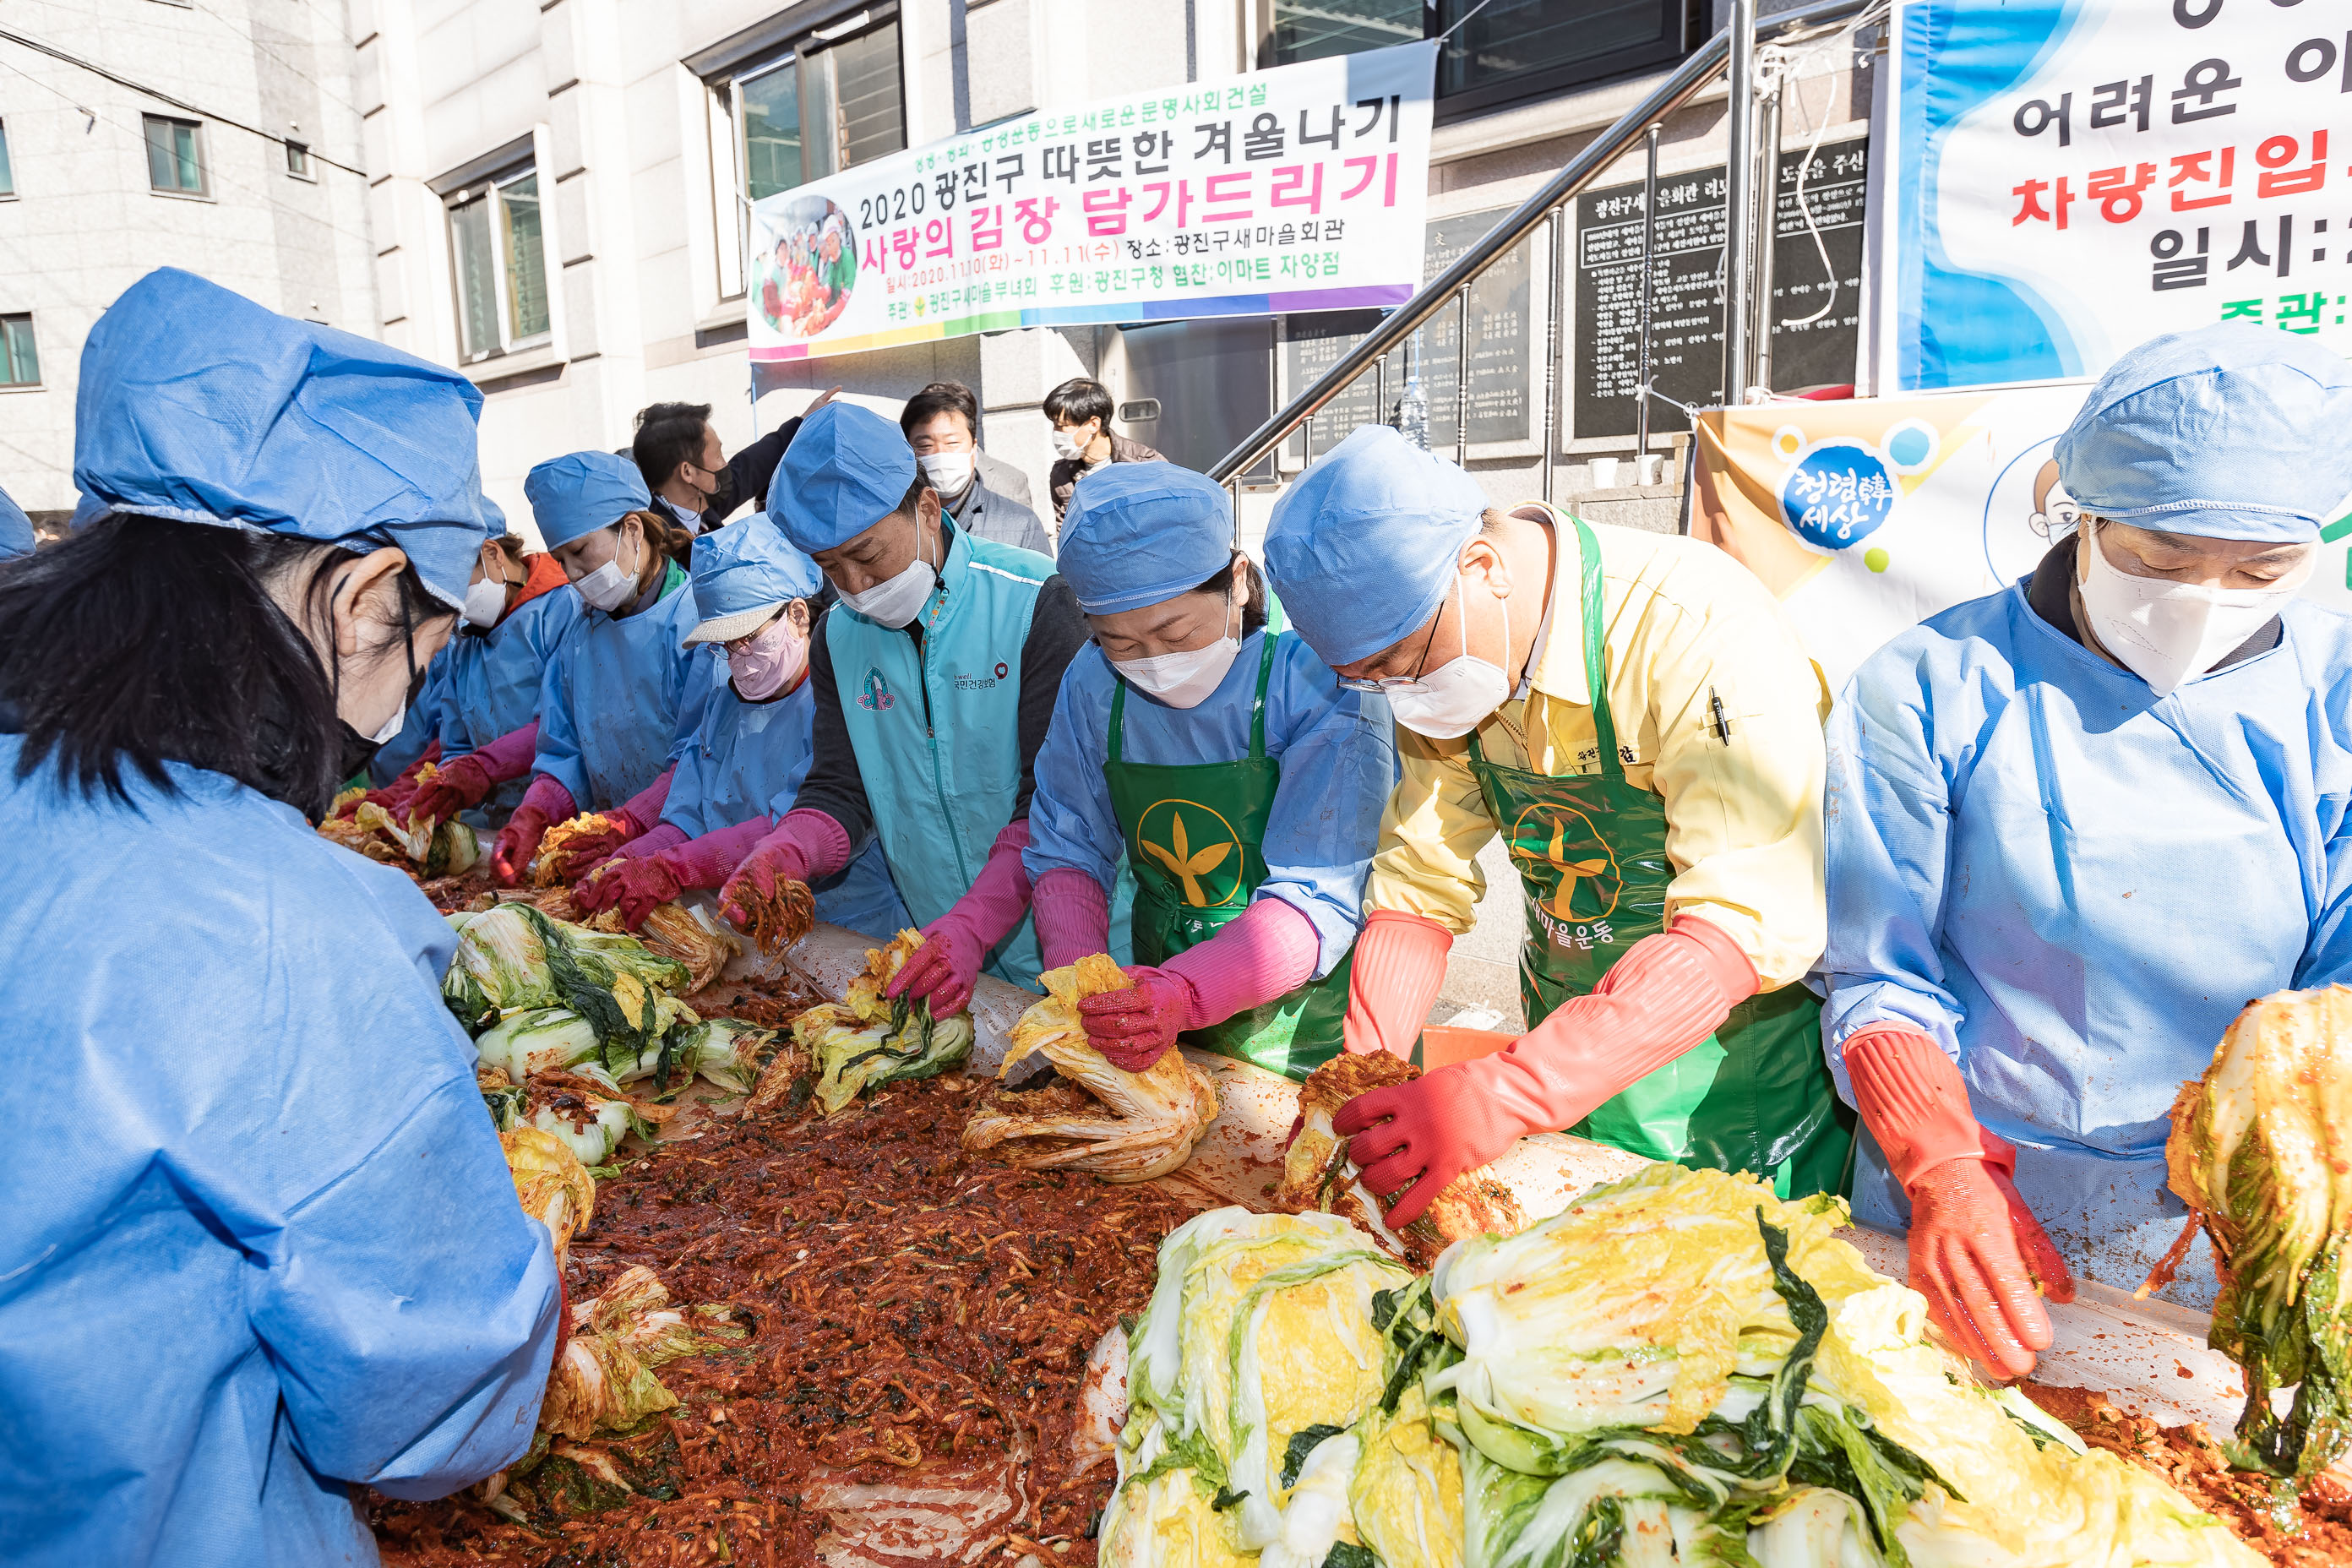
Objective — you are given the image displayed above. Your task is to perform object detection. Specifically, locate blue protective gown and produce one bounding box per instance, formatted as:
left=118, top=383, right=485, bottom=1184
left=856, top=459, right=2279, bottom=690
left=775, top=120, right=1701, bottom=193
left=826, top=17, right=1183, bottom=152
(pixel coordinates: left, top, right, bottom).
left=0, top=737, right=560, bottom=1567
left=1822, top=585, right=2352, bottom=1310
left=662, top=648, right=911, bottom=941
left=435, top=587, right=584, bottom=820
left=531, top=564, right=701, bottom=813
left=1025, top=629, right=1397, bottom=975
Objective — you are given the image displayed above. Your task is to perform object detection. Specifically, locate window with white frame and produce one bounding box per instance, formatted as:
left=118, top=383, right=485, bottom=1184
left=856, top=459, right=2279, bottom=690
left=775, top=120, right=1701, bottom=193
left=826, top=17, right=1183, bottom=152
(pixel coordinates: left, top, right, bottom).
left=445, top=165, right=550, bottom=362
left=0, top=119, right=15, bottom=199
left=143, top=114, right=209, bottom=197
left=286, top=140, right=313, bottom=180
left=2, top=313, right=39, bottom=387
left=707, top=14, right=906, bottom=298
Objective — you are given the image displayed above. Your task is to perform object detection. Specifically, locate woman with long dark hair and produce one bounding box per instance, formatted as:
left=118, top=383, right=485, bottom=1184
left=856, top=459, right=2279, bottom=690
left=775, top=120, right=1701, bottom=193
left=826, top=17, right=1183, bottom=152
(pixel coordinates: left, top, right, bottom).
left=0, top=269, right=560, bottom=1564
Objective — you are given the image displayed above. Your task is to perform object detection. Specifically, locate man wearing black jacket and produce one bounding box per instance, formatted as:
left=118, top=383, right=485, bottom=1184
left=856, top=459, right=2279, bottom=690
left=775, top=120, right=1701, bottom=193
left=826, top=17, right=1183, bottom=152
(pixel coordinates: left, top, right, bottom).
left=630, top=390, right=840, bottom=535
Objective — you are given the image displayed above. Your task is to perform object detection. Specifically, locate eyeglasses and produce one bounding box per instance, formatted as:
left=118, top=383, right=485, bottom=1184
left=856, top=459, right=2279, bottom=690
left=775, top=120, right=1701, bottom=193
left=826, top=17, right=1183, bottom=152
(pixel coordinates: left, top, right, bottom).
left=1335, top=594, right=1448, bottom=694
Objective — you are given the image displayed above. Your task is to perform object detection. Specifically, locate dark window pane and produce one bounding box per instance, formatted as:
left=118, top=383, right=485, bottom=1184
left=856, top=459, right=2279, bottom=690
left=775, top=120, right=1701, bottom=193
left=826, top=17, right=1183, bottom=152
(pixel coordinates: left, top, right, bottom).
left=829, top=22, right=905, bottom=170
left=2, top=315, right=38, bottom=386
left=1270, top=0, right=1422, bottom=66
left=0, top=122, right=14, bottom=198
left=741, top=61, right=803, bottom=200
left=499, top=174, right=549, bottom=340
left=1435, top=0, right=1674, bottom=97
left=286, top=141, right=309, bottom=177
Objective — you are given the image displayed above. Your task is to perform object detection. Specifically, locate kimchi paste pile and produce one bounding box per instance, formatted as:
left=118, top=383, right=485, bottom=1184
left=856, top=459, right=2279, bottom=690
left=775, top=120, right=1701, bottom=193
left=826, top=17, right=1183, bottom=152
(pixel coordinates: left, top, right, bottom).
left=372, top=1070, right=1207, bottom=1567
left=2022, top=1384, right=2352, bottom=1567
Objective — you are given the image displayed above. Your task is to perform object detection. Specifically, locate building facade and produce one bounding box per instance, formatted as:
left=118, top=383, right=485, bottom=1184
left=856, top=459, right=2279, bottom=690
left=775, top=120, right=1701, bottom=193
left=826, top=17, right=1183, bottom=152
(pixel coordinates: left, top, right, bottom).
left=0, top=0, right=378, bottom=518
left=352, top=0, right=1868, bottom=541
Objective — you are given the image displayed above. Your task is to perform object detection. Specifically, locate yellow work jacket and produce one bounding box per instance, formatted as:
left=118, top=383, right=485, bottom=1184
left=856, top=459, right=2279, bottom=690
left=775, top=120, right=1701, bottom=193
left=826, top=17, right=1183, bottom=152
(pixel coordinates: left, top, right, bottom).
left=1366, top=513, right=1831, bottom=991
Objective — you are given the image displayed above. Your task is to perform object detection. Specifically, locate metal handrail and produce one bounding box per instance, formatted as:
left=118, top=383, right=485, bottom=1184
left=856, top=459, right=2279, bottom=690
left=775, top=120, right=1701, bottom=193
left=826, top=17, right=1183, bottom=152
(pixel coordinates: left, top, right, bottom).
left=1208, top=0, right=1874, bottom=486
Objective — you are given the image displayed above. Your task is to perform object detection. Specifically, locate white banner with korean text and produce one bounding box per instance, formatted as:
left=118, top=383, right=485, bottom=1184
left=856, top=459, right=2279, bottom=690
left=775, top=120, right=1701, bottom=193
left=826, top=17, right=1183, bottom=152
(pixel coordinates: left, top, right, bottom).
left=748, top=43, right=1436, bottom=363
left=1887, top=0, right=2349, bottom=391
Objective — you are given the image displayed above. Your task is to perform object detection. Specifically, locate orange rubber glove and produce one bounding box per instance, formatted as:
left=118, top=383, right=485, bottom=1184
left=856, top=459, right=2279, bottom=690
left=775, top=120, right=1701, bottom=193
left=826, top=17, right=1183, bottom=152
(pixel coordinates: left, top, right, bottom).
left=1336, top=915, right=1756, bottom=1227
left=1340, top=910, right=1455, bottom=1059
left=1843, top=1026, right=2076, bottom=1380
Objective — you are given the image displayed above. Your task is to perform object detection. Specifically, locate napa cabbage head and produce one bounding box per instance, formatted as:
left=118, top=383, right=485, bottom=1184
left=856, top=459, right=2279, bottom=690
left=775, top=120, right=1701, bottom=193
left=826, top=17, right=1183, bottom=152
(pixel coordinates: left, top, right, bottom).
left=1119, top=1206, right=1406, bottom=1550
left=445, top=904, right=560, bottom=1019
left=1429, top=1166, right=1848, bottom=1451
left=1347, top=1386, right=1464, bottom=1568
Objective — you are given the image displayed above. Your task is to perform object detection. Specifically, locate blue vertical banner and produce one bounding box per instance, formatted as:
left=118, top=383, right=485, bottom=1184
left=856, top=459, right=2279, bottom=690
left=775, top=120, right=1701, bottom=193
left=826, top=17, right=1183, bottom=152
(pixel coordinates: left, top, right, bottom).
left=1894, top=0, right=2352, bottom=391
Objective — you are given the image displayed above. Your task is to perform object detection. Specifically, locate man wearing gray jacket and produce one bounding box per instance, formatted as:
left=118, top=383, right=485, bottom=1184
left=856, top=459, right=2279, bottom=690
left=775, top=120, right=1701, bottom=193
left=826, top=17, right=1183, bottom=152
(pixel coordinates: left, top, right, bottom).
left=899, top=381, right=1052, bottom=556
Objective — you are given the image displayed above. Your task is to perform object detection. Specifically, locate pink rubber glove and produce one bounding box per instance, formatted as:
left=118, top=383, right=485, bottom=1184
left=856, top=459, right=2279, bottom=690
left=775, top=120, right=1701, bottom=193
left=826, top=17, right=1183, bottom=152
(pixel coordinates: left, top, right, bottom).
left=1081, top=896, right=1320, bottom=1071
left=542, top=765, right=677, bottom=881
left=602, top=821, right=691, bottom=866
left=886, top=820, right=1033, bottom=1018
left=1033, top=868, right=1113, bottom=974
left=576, top=815, right=776, bottom=928
left=718, top=808, right=851, bottom=932
left=1340, top=910, right=1455, bottom=1059
left=1844, top=1026, right=2075, bottom=1380
left=1336, top=914, right=1757, bottom=1227
left=492, top=774, right=576, bottom=885
left=409, top=721, right=538, bottom=824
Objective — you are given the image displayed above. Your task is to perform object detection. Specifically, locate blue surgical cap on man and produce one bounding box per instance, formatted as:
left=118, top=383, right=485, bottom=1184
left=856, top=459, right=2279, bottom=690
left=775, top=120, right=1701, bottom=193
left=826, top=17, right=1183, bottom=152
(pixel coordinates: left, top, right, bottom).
left=74, top=268, right=495, bottom=607
left=772, top=402, right=918, bottom=553
left=525, top=451, right=651, bottom=551
left=684, top=514, right=825, bottom=644
left=1058, top=463, right=1234, bottom=615
left=2056, top=322, right=2352, bottom=544
left=0, top=484, right=33, bottom=563
left=1263, top=425, right=1491, bottom=667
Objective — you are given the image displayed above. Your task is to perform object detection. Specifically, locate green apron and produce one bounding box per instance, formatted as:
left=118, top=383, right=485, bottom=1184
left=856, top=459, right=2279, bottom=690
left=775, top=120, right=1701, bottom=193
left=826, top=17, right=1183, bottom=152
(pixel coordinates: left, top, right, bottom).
left=1105, top=633, right=1353, bottom=1081
left=1461, top=515, right=1854, bottom=1199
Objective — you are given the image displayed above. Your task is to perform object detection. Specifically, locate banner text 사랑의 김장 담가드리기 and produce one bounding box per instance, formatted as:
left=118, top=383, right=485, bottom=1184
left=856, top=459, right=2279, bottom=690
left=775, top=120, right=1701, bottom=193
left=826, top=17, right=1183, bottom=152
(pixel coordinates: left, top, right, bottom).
left=746, top=42, right=1438, bottom=363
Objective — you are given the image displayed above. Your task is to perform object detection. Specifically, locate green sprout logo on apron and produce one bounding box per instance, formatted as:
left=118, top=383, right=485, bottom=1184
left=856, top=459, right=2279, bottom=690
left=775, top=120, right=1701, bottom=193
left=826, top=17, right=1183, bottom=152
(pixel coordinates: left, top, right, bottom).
left=1508, top=801, right=1622, bottom=940
left=1459, top=509, right=1854, bottom=1200
left=1135, top=800, right=1245, bottom=907
left=1105, top=638, right=1352, bottom=1082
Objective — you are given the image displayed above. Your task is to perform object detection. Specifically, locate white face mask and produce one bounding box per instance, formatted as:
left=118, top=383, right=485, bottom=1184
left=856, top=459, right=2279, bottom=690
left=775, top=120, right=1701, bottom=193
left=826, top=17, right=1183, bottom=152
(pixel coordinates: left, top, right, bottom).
left=1051, top=426, right=1090, bottom=462
left=919, top=451, right=976, bottom=493
left=1112, top=596, right=1241, bottom=710
left=368, top=701, right=409, bottom=745
left=838, top=515, right=938, bottom=629
left=460, top=574, right=508, bottom=629
left=1381, top=573, right=1514, bottom=740
left=2076, top=522, right=2308, bottom=696
left=574, top=525, right=641, bottom=613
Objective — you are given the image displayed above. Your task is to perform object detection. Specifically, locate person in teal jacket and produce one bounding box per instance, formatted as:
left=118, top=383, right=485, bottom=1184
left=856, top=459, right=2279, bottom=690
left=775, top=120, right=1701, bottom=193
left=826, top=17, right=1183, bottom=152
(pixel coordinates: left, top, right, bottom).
left=717, top=400, right=1094, bottom=1012
left=489, top=452, right=702, bottom=884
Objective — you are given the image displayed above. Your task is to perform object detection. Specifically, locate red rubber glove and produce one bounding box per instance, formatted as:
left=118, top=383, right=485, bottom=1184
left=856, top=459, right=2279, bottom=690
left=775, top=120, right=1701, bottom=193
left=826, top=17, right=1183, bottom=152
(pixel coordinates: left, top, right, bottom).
left=1081, top=896, right=1320, bottom=1071
left=577, top=821, right=690, bottom=882
left=1082, top=972, right=1194, bottom=1070
left=406, top=754, right=496, bottom=825
left=577, top=815, right=775, bottom=928
left=1033, top=868, right=1113, bottom=974
left=717, top=808, right=850, bottom=931
left=1843, top=1025, right=2075, bottom=1380
left=540, top=765, right=677, bottom=883
left=574, top=857, right=685, bottom=930
left=1336, top=915, right=1756, bottom=1228
left=886, top=821, right=1033, bottom=1018
left=1341, top=910, right=1455, bottom=1059
left=492, top=775, right=576, bottom=885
